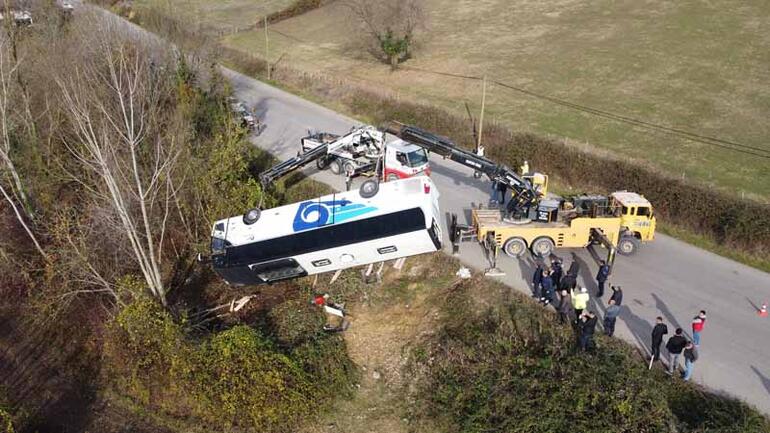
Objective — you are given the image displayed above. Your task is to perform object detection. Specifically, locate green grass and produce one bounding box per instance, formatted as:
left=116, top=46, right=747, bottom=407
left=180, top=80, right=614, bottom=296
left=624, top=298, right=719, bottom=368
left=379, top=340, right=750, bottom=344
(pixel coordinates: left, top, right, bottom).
left=134, top=0, right=297, bottom=33
left=219, top=0, right=770, bottom=201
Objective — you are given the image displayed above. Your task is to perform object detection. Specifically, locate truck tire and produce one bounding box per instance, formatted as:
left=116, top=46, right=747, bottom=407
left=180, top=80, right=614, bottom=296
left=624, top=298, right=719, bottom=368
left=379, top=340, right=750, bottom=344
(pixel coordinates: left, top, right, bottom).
left=343, top=161, right=356, bottom=176
left=359, top=180, right=379, bottom=198
left=531, top=237, right=554, bottom=258
left=242, top=207, right=261, bottom=225
left=503, top=237, right=527, bottom=258
left=316, top=156, right=330, bottom=170
left=617, top=236, right=640, bottom=256
left=387, top=173, right=399, bottom=182
left=330, top=159, right=343, bottom=175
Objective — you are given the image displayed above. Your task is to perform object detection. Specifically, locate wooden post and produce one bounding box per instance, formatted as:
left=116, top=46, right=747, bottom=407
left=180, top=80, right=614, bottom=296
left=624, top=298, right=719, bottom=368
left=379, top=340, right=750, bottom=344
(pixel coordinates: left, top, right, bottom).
left=476, top=75, right=487, bottom=153
left=264, top=16, right=270, bottom=80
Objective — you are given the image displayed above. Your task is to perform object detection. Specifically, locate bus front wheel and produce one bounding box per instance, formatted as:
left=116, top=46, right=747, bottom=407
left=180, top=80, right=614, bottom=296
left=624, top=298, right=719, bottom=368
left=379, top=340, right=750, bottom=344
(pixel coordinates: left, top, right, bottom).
left=243, top=207, right=261, bottom=225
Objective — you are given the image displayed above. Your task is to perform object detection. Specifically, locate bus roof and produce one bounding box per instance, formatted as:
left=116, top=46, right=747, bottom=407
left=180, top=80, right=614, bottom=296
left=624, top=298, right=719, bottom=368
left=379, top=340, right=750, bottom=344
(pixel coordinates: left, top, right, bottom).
left=213, top=176, right=439, bottom=247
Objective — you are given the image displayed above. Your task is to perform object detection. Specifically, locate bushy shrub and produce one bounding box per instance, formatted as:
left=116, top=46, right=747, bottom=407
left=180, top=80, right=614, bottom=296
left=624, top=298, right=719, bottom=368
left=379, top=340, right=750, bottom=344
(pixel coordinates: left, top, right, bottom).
left=408, top=278, right=770, bottom=433
left=106, top=292, right=357, bottom=431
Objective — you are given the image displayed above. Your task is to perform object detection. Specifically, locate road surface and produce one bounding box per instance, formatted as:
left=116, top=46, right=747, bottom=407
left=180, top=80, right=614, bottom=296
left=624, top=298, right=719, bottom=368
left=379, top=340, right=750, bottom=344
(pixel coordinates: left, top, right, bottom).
left=223, top=68, right=770, bottom=414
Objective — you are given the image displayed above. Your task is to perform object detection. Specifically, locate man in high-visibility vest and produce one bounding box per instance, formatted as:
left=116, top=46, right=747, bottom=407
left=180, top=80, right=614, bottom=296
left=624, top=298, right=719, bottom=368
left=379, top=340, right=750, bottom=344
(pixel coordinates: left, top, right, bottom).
left=571, top=287, right=590, bottom=322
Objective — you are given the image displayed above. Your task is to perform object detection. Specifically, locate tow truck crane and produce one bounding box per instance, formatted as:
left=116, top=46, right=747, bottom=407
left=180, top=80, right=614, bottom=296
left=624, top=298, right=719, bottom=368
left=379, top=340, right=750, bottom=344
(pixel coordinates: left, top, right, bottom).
left=258, top=125, right=429, bottom=190
left=385, top=123, right=657, bottom=268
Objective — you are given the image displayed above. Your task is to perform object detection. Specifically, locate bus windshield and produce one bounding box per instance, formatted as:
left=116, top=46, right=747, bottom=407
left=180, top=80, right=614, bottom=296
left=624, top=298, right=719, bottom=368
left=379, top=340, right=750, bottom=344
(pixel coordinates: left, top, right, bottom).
left=406, top=149, right=428, bottom=167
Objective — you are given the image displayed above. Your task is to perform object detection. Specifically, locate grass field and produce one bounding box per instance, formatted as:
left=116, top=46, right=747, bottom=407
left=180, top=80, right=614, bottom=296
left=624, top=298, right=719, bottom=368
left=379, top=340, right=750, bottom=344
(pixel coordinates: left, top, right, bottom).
left=134, top=0, right=296, bottom=33
left=217, top=0, right=770, bottom=201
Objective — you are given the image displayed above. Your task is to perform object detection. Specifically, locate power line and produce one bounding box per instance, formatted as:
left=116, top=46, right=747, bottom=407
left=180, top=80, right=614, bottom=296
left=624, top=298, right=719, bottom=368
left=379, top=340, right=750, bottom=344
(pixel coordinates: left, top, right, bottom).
left=264, top=28, right=770, bottom=159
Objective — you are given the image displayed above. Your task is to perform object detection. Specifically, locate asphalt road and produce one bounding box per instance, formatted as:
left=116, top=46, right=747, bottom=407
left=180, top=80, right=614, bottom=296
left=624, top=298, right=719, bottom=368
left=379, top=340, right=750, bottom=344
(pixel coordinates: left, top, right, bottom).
left=223, top=68, right=770, bottom=414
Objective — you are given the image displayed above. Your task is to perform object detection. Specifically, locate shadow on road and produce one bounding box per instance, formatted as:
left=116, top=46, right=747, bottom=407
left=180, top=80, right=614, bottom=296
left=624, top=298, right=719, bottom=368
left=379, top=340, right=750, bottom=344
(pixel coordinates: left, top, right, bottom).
left=746, top=297, right=761, bottom=313
left=751, top=366, right=770, bottom=397
left=429, top=163, right=489, bottom=193
left=620, top=305, right=653, bottom=358
left=652, top=293, right=687, bottom=337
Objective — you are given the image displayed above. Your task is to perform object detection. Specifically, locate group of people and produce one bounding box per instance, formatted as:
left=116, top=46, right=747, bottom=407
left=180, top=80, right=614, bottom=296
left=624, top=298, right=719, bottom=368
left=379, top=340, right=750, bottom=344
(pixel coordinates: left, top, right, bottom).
left=531, top=256, right=706, bottom=381
left=531, top=257, right=624, bottom=351
left=651, top=311, right=707, bottom=381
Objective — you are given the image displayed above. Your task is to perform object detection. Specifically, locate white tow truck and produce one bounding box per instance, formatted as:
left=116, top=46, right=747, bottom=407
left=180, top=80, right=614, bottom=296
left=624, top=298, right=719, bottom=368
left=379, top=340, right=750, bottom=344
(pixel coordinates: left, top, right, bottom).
left=259, top=125, right=429, bottom=189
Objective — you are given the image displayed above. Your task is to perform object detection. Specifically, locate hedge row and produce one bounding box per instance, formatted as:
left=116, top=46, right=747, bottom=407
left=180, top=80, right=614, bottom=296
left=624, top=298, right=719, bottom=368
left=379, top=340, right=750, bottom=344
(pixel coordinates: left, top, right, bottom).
left=263, top=0, right=326, bottom=26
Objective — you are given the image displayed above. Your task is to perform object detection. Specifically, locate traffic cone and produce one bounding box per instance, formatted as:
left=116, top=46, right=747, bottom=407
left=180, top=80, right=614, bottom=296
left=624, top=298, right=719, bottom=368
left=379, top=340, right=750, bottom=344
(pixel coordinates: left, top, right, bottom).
left=759, top=302, right=768, bottom=318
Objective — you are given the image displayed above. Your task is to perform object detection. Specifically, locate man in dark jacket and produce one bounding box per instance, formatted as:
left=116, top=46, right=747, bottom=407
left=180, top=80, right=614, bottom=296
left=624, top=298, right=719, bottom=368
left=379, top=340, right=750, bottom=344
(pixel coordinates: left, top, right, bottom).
left=551, top=257, right=563, bottom=290
left=540, top=270, right=554, bottom=305
left=595, top=260, right=610, bottom=297
left=603, top=299, right=621, bottom=336
left=683, top=342, right=698, bottom=381
left=557, top=290, right=572, bottom=324
left=567, top=258, right=580, bottom=279
left=665, top=328, right=688, bottom=375
left=610, top=286, right=623, bottom=306
left=532, top=263, right=544, bottom=299
left=560, top=272, right=577, bottom=292
left=578, top=311, right=598, bottom=351
left=651, top=317, right=668, bottom=364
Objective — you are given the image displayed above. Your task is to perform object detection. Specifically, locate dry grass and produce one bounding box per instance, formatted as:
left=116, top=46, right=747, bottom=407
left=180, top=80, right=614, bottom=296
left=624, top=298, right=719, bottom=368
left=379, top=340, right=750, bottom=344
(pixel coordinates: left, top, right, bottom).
left=221, top=0, right=770, bottom=200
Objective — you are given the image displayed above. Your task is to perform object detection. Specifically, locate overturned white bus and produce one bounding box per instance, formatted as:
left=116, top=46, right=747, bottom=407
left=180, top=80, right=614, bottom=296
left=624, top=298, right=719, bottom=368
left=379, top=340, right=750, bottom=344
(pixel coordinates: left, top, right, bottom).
left=210, top=177, right=443, bottom=286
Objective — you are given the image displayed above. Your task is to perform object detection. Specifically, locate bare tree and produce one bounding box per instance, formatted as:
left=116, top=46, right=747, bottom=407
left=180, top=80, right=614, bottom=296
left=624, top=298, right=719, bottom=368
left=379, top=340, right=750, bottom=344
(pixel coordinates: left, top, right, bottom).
left=345, top=0, right=425, bottom=69
left=0, top=36, right=46, bottom=259
left=57, top=31, right=178, bottom=306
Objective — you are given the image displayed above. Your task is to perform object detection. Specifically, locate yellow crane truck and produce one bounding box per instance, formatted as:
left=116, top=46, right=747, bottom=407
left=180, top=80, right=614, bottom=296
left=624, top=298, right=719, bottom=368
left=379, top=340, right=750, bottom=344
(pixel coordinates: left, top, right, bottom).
left=386, top=123, right=657, bottom=266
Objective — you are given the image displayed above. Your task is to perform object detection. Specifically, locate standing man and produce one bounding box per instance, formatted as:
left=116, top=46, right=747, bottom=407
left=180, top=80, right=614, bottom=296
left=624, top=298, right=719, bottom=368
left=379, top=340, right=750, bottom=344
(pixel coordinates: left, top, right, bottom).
left=651, top=317, right=668, bottom=365
left=551, top=257, right=563, bottom=291
left=603, top=299, right=621, bottom=336
left=571, top=287, right=590, bottom=321
left=540, top=270, right=554, bottom=306
left=665, top=328, right=687, bottom=375
left=560, top=270, right=577, bottom=292
left=691, top=310, right=707, bottom=347
left=595, top=260, right=610, bottom=298
left=610, top=286, right=624, bottom=306
left=578, top=311, right=598, bottom=351
left=532, top=262, right=544, bottom=299
left=683, top=342, right=698, bottom=381
left=496, top=181, right=508, bottom=205
left=557, top=289, right=572, bottom=324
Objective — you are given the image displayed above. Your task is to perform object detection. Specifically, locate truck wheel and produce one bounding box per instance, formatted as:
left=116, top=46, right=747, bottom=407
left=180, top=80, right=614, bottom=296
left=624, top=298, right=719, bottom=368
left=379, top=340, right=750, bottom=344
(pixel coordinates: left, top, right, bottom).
left=359, top=180, right=379, bottom=198
left=330, top=159, right=343, bottom=175
left=531, top=237, right=554, bottom=258
left=617, top=236, right=640, bottom=256
left=386, top=173, right=399, bottom=182
left=343, top=161, right=356, bottom=176
left=242, top=207, right=261, bottom=225
left=473, top=171, right=482, bottom=179
left=503, top=237, right=527, bottom=258
left=316, top=156, right=330, bottom=170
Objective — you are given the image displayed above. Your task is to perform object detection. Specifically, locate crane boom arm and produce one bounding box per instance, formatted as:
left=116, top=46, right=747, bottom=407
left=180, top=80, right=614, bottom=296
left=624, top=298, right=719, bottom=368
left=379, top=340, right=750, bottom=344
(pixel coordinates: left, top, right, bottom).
left=385, top=122, right=538, bottom=217
left=259, top=141, right=330, bottom=189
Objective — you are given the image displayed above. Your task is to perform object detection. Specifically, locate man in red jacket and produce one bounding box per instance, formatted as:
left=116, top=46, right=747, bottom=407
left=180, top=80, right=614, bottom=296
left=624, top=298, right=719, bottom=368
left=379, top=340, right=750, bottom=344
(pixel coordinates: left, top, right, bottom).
left=691, top=310, right=706, bottom=347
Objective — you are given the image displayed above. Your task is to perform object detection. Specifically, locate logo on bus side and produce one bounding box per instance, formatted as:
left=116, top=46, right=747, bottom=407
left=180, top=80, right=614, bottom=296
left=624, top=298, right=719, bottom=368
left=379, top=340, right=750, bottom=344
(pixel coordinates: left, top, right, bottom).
left=293, top=200, right=378, bottom=232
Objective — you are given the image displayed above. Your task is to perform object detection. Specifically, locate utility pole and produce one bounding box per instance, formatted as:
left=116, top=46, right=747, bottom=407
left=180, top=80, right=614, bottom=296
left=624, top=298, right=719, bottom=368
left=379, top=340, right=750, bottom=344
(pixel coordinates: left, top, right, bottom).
left=264, top=16, right=270, bottom=80
left=476, top=75, right=487, bottom=153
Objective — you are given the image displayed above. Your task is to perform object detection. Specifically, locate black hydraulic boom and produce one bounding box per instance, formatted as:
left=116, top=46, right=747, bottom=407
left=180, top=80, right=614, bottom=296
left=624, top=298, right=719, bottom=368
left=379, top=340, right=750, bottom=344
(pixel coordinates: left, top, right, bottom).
left=258, top=141, right=330, bottom=189
left=385, top=122, right=539, bottom=218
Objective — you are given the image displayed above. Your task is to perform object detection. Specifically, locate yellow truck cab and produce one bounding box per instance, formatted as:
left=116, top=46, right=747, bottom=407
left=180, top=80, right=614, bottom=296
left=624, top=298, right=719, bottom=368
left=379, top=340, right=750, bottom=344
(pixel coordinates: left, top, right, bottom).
left=610, top=191, right=656, bottom=254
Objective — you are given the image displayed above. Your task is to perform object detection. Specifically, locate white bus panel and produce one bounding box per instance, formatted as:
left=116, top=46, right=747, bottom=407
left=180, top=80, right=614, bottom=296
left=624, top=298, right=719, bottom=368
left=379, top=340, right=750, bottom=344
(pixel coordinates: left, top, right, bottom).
left=210, top=176, right=442, bottom=285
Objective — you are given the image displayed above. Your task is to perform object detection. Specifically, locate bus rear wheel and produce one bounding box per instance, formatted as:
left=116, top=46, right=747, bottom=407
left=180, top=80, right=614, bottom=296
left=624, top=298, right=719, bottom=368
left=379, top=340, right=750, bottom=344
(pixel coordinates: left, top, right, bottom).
left=531, top=237, right=554, bottom=258
left=359, top=180, right=379, bottom=198
left=617, top=236, right=640, bottom=256
left=503, top=237, right=527, bottom=258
